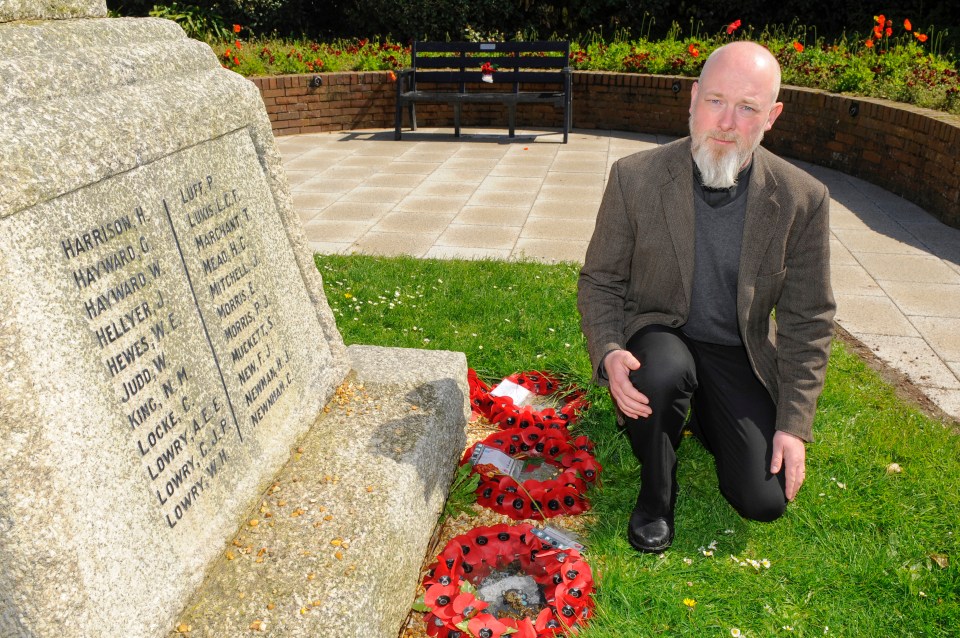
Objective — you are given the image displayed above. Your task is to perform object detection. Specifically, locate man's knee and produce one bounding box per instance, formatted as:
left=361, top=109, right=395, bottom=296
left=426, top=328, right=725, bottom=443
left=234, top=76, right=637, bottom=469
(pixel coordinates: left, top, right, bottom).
left=626, top=335, right=696, bottom=401
left=726, top=488, right=787, bottom=522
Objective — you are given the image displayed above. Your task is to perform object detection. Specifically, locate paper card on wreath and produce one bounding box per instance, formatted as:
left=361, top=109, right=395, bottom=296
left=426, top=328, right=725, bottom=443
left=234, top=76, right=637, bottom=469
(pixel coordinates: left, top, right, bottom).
left=532, top=525, right=586, bottom=552
left=469, top=443, right=523, bottom=479
left=489, top=379, right=533, bottom=406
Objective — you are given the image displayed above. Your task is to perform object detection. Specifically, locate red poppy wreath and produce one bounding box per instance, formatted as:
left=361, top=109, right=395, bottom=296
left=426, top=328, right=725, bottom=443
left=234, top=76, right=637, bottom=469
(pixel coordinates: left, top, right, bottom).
left=420, top=522, right=594, bottom=637
left=461, top=428, right=601, bottom=520
left=468, top=370, right=589, bottom=432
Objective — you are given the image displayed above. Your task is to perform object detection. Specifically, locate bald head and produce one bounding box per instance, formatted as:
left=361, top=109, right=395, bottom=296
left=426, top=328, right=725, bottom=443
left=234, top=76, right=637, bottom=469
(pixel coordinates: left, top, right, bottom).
left=699, top=41, right=781, bottom=105
left=688, top=41, right=784, bottom=188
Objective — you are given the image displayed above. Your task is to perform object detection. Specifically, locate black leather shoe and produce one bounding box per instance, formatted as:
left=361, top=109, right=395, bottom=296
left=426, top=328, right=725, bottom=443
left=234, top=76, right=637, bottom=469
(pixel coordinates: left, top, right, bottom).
left=628, top=507, right=674, bottom=553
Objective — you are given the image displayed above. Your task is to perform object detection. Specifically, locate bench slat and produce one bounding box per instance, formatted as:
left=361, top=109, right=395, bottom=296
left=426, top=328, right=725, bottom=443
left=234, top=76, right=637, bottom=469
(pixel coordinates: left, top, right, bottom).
left=412, top=71, right=568, bottom=84
left=396, top=41, right=572, bottom=143
left=414, top=41, right=569, bottom=54
left=413, top=56, right=568, bottom=70
left=399, top=91, right=565, bottom=102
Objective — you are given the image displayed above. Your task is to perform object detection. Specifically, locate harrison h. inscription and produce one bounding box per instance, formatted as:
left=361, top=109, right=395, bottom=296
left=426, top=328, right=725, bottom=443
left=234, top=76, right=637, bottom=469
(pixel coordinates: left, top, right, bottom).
left=29, top=129, right=320, bottom=531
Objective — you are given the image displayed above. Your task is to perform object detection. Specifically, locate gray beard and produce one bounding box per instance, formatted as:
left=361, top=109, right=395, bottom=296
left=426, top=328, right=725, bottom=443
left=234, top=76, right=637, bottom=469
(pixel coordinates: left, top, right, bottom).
left=691, top=131, right=762, bottom=189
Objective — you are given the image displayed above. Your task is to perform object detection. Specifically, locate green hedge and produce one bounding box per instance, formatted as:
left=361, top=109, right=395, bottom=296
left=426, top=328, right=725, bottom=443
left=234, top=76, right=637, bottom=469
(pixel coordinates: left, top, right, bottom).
left=108, top=0, right=959, bottom=55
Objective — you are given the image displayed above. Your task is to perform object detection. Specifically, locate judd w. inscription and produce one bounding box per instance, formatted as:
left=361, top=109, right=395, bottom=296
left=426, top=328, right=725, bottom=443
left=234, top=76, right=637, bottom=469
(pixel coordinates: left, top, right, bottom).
left=0, top=127, right=343, bottom=636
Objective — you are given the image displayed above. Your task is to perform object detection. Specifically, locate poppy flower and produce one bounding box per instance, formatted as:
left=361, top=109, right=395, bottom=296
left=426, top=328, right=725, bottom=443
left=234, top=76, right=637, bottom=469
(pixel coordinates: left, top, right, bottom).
left=452, top=592, right=488, bottom=617
left=567, top=453, right=601, bottom=482
left=571, top=435, right=595, bottom=452
left=915, top=32, right=928, bottom=42
left=506, top=619, right=538, bottom=638
left=233, top=23, right=241, bottom=33
left=726, top=19, right=741, bottom=35
left=463, top=532, right=504, bottom=565
left=468, top=615, right=510, bottom=638
left=553, top=582, right=590, bottom=617
left=688, top=43, right=700, bottom=57
left=388, top=70, right=397, bottom=82
left=875, top=14, right=886, bottom=25
left=424, top=612, right=446, bottom=636
left=793, top=42, right=804, bottom=53
left=904, top=19, right=912, bottom=31
left=865, top=38, right=875, bottom=48
left=425, top=583, right=459, bottom=609
left=426, top=549, right=463, bottom=587
left=885, top=27, right=893, bottom=37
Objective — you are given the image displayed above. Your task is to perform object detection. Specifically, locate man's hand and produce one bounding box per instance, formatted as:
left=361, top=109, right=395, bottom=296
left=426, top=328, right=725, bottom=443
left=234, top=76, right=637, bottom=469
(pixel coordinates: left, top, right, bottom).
left=770, top=430, right=806, bottom=501
left=603, top=349, right=652, bottom=419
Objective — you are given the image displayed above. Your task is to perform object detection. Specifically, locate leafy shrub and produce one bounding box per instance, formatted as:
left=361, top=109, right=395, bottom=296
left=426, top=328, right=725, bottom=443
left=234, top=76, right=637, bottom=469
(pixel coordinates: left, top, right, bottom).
left=148, top=2, right=230, bottom=41
left=210, top=15, right=960, bottom=115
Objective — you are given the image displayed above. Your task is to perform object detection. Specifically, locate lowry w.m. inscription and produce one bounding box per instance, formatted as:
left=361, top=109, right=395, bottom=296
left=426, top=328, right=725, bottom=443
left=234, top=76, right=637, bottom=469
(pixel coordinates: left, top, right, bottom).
left=0, top=11, right=349, bottom=637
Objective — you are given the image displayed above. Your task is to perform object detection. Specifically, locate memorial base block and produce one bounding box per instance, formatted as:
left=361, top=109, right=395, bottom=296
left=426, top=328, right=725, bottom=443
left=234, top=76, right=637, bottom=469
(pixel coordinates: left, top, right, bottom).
left=170, top=345, right=469, bottom=638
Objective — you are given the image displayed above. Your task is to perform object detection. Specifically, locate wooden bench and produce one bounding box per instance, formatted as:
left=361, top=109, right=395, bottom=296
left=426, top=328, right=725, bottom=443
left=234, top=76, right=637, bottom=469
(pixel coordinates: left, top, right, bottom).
left=394, top=41, right=572, bottom=143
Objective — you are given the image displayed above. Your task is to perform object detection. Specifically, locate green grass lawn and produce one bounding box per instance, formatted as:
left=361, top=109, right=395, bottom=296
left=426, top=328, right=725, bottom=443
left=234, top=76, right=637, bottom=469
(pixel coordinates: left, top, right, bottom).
left=316, top=253, right=960, bottom=637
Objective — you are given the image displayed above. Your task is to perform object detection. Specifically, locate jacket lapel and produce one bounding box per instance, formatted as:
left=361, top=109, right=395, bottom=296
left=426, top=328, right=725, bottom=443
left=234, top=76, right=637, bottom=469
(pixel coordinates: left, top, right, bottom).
left=738, top=148, right=781, bottom=303
left=661, top=141, right=696, bottom=306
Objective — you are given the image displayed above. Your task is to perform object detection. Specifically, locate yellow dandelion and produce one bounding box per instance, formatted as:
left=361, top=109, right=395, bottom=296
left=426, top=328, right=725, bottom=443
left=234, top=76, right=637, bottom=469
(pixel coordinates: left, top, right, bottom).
left=683, top=598, right=697, bottom=608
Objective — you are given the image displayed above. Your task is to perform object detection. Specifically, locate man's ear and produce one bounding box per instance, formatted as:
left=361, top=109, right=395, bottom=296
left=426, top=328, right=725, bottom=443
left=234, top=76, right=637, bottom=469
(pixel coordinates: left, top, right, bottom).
left=689, top=81, right=699, bottom=115
left=765, top=101, right=784, bottom=131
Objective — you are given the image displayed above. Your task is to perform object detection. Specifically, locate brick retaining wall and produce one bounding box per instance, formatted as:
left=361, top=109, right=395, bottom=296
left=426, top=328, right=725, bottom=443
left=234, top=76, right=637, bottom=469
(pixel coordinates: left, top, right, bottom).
left=251, top=72, right=959, bottom=227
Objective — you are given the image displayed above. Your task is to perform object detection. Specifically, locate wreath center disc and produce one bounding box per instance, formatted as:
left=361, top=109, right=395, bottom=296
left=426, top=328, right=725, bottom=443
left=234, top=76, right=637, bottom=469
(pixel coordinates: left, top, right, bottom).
left=517, top=458, right=562, bottom=482
left=474, top=560, right=546, bottom=621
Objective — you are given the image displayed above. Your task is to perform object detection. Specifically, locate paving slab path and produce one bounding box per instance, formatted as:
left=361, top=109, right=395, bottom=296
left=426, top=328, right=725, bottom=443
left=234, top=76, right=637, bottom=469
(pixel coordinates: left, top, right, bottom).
left=277, top=128, right=960, bottom=424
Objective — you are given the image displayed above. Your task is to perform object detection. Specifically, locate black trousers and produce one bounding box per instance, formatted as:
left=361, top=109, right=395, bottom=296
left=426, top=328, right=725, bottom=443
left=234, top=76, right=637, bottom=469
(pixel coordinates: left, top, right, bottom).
left=623, top=324, right=787, bottom=522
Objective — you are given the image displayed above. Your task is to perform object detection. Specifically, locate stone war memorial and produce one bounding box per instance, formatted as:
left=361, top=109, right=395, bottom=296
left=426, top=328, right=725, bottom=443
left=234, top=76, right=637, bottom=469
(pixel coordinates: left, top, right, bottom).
left=0, top=2, right=469, bottom=636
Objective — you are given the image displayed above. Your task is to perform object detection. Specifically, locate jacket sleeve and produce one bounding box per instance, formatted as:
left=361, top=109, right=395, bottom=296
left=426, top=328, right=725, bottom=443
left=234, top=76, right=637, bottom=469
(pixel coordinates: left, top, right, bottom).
left=577, top=160, right=635, bottom=385
left=772, top=184, right=836, bottom=441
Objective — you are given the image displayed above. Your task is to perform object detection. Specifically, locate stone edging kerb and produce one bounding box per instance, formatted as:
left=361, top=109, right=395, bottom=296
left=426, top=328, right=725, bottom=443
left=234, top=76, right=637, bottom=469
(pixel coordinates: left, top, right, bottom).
left=252, top=72, right=959, bottom=228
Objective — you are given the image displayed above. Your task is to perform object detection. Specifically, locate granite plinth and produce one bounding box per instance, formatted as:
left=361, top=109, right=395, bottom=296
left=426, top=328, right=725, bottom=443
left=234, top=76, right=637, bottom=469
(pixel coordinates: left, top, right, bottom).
left=171, top=346, right=469, bottom=638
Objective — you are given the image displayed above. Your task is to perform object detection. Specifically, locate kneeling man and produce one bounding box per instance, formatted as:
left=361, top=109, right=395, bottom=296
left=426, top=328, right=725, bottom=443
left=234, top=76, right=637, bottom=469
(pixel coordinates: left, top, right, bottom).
left=577, top=41, right=835, bottom=552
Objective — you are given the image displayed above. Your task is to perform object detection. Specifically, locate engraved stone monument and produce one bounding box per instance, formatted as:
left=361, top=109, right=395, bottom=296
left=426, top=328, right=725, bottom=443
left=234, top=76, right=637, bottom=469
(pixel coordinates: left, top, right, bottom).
left=0, top=3, right=467, bottom=637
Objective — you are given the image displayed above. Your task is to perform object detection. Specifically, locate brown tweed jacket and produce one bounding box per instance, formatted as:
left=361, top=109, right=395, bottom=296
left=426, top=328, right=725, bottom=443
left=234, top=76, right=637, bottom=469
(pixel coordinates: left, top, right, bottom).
left=577, top=137, right=836, bottom=442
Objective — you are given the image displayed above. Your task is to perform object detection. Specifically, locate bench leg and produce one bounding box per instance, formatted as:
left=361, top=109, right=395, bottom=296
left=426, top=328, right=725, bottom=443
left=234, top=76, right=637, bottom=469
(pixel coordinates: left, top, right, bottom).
left=508, top=103, right=516, bottom=138
left=410, top=103, right=417, bottom=131
left=395, top=99, right=403, bottom=140
left=454, top=102, right=461, bottom=137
